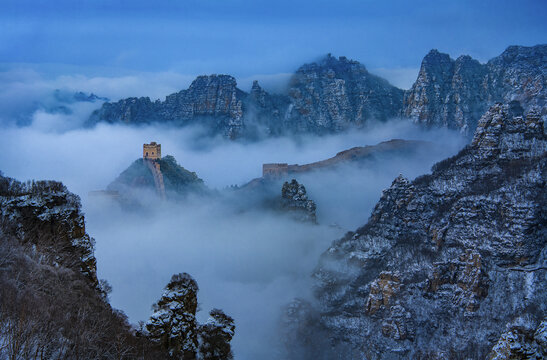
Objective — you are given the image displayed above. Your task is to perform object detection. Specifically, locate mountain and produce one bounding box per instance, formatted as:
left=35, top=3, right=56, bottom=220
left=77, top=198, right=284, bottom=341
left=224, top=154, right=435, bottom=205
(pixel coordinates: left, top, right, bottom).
left=54, top=89, right=109, bottom=104
left=87, top=45, right=545, bottom=139
left=87, top=75, right=247, bottom=138
left=85, top=55, right=404, bottom=137
left=107, top=155, right=206, bottom=201
left=284, top=102, right=547, bottom=359
left=404, top=45, right=547, bottom=134
left=0, top=177, right=98, bottom=285
left=284, top=54, right=404, bottom=133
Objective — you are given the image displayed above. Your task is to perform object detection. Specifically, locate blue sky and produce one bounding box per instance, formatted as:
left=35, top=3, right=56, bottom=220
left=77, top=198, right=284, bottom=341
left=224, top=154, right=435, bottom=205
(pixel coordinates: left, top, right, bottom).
left=1, top=0, right=546, bottom=89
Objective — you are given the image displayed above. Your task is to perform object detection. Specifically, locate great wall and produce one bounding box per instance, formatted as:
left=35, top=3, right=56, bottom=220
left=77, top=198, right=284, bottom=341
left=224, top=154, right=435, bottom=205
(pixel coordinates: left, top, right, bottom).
left=261, top=139, right=432, bottom=178
left=90, top=139, right=432, bottom=201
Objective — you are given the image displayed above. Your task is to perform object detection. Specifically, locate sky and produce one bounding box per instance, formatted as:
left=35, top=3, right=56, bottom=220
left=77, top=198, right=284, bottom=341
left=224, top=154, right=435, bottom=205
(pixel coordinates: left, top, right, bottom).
left=1, top=0, right=546, bottom=90
left=0, top=2, right=544, bottom=358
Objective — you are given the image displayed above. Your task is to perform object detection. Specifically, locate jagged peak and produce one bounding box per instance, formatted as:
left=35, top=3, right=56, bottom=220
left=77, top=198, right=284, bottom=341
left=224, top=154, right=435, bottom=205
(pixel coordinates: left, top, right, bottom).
left=296, top=53, right=367, bottom=75
left=471, top=101, right=545, bottom=158
left=488, top=43, right=547, bottom=66
left=500, top=44, right=547, bottom=56
left=420, top=49, right=454, bottom=69
left=454, top=54, right=482, bottom=65
left=423, top=48, right=452, bottom=61
left=323, top=53, right=360, bottom=65
left=392, top=173, right=410, bottom=186
left=165, top=272, right=199, bottom=292
left=251, top=79, right=264, bottom=93
left=189, top=74, right=238, bottom=89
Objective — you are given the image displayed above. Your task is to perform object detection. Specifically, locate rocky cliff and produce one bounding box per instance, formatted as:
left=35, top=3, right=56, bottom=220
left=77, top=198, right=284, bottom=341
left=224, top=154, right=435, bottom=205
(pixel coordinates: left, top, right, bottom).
left=0, top=174, right=169, bottom=359
left=404, top=45, right=546, bottom=135
left=285, top=102, right=547, bottom=359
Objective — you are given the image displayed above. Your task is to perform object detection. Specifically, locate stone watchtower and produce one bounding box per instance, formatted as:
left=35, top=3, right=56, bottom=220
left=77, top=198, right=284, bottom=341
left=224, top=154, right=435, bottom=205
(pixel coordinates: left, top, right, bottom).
left=143, top=142, right=161, bottom=160
left=142, top=142, right=166, bottom=199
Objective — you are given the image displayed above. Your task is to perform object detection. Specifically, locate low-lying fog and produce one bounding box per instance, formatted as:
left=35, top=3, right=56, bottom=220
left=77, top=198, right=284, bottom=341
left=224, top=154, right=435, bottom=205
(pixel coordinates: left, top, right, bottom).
left=0, top=76, right=467, bottom=359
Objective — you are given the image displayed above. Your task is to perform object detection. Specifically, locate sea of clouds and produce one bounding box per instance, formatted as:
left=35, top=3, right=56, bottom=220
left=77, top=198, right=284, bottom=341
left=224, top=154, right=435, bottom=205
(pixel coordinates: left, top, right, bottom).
left=0, top=69, right=467, bottom=359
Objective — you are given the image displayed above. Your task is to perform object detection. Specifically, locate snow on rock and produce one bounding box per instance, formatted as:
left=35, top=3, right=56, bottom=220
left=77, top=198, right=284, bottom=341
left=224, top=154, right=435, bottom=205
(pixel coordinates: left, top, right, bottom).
left=286, top=102, right=547, bottom=359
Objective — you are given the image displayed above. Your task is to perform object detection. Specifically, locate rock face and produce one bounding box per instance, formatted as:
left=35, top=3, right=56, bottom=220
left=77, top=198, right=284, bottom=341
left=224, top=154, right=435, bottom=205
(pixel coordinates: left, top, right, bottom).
left=0, top=177, right=98, bottom=285
left=404, top=45, right=546, bottom=135
left=285, top=102, right=547, bottom=359
left=147, top=273, right=200, bottom=359
left=281, top=179, right=317, bottom=223
left=488, top=317, right=546, bottom=359
left=244, top=80, right=291, bottom=137
left=285, top=54, right=404, bottom=133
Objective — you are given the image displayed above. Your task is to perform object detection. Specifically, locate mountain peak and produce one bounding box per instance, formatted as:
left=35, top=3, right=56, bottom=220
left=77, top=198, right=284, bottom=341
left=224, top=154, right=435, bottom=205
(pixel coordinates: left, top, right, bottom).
left=189, top=74, right=238, bottom=89
left=471, top=101, right=544, bottom=160
left=421, top=49, right=454, bottom=70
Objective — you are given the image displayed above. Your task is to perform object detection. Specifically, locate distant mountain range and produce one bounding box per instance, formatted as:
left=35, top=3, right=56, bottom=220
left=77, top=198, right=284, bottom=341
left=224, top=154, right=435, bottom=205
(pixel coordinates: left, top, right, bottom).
left=87, top=44, right=546, bottom=138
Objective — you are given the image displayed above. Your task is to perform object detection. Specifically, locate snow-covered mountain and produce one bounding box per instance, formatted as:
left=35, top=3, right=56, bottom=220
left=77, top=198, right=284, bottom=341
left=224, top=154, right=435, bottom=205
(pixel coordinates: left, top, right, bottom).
left=284, top=101, right=547, bottom=359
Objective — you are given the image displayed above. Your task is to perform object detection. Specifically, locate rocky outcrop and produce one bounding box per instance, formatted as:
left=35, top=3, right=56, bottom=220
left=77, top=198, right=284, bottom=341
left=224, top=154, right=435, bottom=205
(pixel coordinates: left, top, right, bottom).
left=404, top=45, right=546, bottom=135
left=486, top=45, right=546, bottom=112
left=285, top=102, right=547, bottom=359
left=244, top=80, right=291, bottom=137
left=146, top=273, right=236, bottom=360
left=0, top=176, right=98, bottom=285
left=281, top=179, right=317, bottom=223
left=488, top=317, right=546, bottom=359
left=403, top=50, right=488, bottom=134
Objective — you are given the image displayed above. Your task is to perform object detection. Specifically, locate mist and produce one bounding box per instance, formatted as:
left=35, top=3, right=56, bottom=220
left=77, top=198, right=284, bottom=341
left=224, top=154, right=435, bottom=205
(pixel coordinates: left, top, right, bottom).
left=0, top=75, right=468, bottom=359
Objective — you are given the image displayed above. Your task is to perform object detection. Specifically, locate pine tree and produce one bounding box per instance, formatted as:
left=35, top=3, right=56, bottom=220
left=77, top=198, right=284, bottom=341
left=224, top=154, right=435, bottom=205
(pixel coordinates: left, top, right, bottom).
left=198, top=309, right=236, bottom=360
left=146, top=273, right=199, bottom=359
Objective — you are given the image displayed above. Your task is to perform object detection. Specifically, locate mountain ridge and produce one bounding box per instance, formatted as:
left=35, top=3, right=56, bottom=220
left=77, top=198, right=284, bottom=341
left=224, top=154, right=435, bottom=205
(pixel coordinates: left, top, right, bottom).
left=283, top=101, right=547, bottom=359
left=87, top=44, right=546, bottom=139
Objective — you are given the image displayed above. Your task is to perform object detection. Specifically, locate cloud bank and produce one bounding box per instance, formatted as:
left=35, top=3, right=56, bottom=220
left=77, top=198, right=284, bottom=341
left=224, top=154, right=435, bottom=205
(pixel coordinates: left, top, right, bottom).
left=0, top=70, right=468, bottom=359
